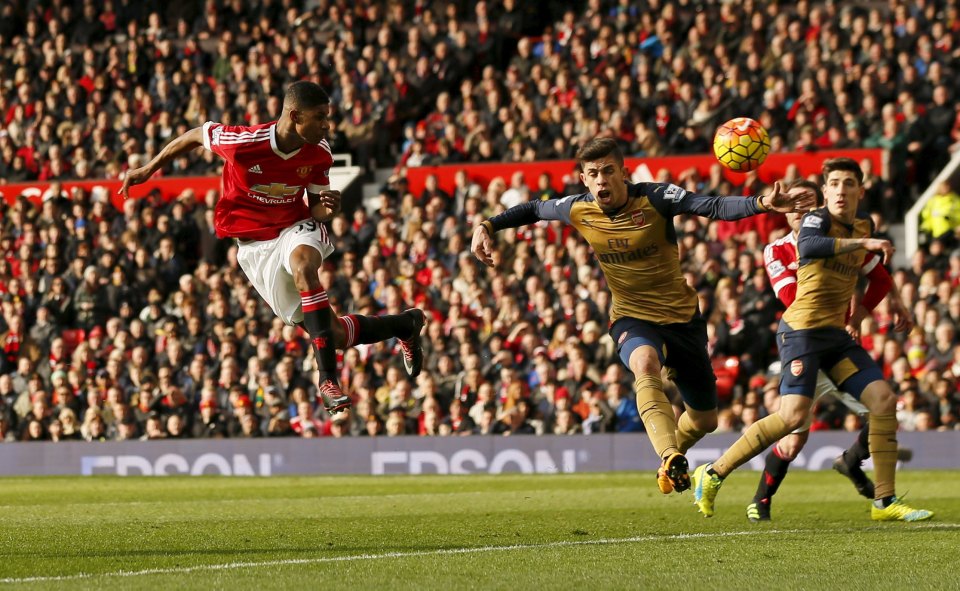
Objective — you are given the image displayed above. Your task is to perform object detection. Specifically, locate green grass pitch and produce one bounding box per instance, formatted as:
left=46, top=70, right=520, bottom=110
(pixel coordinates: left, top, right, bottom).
left=0, top=470, right=957, bottom=590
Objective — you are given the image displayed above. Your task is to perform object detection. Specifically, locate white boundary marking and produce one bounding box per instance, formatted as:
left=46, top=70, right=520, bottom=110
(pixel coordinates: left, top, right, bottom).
left=2, top=524, right=957, bottom=584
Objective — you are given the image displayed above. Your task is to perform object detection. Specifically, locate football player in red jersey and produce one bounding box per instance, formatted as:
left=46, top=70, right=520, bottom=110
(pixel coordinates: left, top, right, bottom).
left=121, top=82, right=424, bottom=415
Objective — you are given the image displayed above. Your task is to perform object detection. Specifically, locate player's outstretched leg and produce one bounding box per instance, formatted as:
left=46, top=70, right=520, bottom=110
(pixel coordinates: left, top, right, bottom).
left=397, top=308, right=425, bottom=378
left=291, top=247, right=350, bottom=415
left=302, top=288, right=350, bottom=415
left=832, top=423, right=875, bottom=499
left=746, top=431, right=807, bottom=522
left=338, top=309, right=426, bottom=377
left=831, top=420, right=917, bottom=500
left=693, top=411, right=794, bottom=517
left=748, top=446, right=788, bottom=522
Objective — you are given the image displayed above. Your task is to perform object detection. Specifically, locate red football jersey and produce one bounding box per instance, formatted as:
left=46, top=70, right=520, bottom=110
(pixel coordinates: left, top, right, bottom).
left=763, top=231, right=888, bottom=310
left=202, top=121, right=333, bottom=241
left=763, top=232, right=801, bottom=306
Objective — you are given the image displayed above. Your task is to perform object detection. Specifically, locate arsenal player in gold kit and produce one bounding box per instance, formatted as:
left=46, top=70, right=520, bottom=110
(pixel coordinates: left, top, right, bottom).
left=472, top=138, right=815, bottom=494
left=691, top=158, right=933, bottom=522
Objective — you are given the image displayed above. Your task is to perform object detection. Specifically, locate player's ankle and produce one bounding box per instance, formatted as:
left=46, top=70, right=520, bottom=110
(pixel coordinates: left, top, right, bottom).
left=318, top=374, right=340, bottom=387
left=875, top=495, right=896, bottom=509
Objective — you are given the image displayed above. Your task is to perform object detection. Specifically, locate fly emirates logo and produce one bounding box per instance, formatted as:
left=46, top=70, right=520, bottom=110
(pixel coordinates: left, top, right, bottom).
left=248, top=183, right=303, bottom=204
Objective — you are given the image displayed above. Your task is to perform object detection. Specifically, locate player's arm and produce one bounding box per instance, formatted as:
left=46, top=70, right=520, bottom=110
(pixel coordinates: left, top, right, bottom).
left=859, top=253, right=893, bottom=311
left=855, top=218, right=904, bottom=329
left=763, top=243, right=796, bottom=307
left=643, top=181, right=817, bottom=221
left=796, top=211, right=895, bottom=263
left=882, top=268, right=914, bottom=333
left=307, top=188, right=341, bottom=222
left=472, top=195, right=579, bottom=268
left=119, top=126, right=205, bottom=198
left=306, top=163, right=339, bottom=222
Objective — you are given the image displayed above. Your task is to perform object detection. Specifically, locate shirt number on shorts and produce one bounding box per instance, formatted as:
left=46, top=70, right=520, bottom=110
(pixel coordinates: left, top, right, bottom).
left=296, top=220, right=319, bottom=233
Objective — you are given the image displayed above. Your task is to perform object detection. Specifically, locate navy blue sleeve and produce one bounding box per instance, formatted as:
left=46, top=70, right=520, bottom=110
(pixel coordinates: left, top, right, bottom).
left=487, top=202, right=540, bottom=231
left=797, top=210, right=836, bottom=259
left=486, top=194, right=583, bottom=231
left=533, top=193, right=583, bottom=224
left=642, top=182, right=764, bottom=220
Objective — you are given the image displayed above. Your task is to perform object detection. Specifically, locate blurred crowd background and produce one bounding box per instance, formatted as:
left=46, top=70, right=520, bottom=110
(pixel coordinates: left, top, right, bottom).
left=1, top=0, right=959, bottom=442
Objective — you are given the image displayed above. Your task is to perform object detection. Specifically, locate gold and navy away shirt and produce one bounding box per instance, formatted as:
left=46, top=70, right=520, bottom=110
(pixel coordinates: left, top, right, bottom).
left=782, top=207, right=874, bottom=330
left=492, top=182, right=766, bottom=325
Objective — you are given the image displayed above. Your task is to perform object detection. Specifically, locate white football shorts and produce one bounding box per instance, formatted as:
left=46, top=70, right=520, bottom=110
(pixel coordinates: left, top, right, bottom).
left=236, top=218, right=335, bottom=326
left=794, top=370, right=870, bottom=433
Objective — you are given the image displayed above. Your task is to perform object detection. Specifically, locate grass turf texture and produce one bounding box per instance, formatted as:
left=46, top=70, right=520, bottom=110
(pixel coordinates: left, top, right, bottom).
left=0, top=471, right=957, bottom=590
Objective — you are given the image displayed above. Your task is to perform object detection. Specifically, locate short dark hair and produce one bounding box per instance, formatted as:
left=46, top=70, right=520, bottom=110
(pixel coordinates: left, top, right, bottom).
left=283, top=81, right=330, bottom=110
left=575, top=138, right=624, bottom=166
left=788, top=179, right=824, bottom=207
left=821, top=157, right=863, bottom=185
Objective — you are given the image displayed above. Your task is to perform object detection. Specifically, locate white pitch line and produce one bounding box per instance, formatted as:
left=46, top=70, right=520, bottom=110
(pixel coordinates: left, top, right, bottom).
left=2, top=524, right=958, bottom=584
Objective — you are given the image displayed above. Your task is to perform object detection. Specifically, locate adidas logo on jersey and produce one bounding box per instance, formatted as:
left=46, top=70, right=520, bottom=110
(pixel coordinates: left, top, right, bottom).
left=248, top=164, right=263, bottom=174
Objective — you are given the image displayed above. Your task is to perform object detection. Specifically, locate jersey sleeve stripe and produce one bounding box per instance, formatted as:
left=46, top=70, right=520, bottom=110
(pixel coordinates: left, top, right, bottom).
left=202, top=121, right=215, bottom=151
left=218, top=131, right=272, bottom=144
left=218, top=137, right=271, bottom=145
left=860, top=254, right=880, bottom=275
left=219, top=130, right=271, bottom=139
left=772, top=276, right=796, bottom=296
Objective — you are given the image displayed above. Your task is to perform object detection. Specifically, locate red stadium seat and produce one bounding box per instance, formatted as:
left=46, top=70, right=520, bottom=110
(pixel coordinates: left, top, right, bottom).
left=712, top=356, right=741, bottom=402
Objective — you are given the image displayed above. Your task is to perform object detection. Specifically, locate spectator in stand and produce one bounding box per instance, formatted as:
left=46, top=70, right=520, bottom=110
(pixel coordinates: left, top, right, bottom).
left=920, top=182, right=960, bottom=248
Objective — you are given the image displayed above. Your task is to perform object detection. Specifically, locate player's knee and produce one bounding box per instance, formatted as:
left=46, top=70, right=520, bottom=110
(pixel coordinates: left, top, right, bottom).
left=777, top=434, right=806, bottom=460
left=869, top=389, right=897, bottom=415
left=860, top=380, right=897, bottom=415
left=331, top=318, right=346, bottom=347
left=778, top=409, right=808, bottom=432
left=629, top=357, right=660, bottom=378
left=777, top=445, right=799, bottom=462
left=291, top=260, right=321, bottom=291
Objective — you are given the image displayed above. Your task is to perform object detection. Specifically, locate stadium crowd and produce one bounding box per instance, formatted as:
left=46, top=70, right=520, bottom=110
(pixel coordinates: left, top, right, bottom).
left=0, top=0, right=959, bottom=442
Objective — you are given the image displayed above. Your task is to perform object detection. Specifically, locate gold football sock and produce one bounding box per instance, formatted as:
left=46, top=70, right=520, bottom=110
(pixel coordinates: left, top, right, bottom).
left=868, top=413, right=898, bottom=500
left=676, top=412, right=708, bottom=455
left=635, top=374, right=679, bottom=459
left=712, top=414, right=789, bottom=477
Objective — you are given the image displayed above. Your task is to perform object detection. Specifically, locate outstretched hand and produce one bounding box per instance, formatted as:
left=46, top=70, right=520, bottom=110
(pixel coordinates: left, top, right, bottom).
left=312, top=190, right=341, bottom=221
left=889, top=298, right=914, bottom=333
left=862, top=238, right=895, bottom=266
left=846, top=304, right=869, bottom=340
left=764, top=181, right=818, bottom=213
left=471, top=225, right=496, bottom=268
left=119, top=166, right=154, bottom=200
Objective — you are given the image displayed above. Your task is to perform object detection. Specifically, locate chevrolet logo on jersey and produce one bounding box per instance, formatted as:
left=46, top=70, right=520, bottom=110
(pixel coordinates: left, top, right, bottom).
left=250, top=183, right=302, bottom=198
